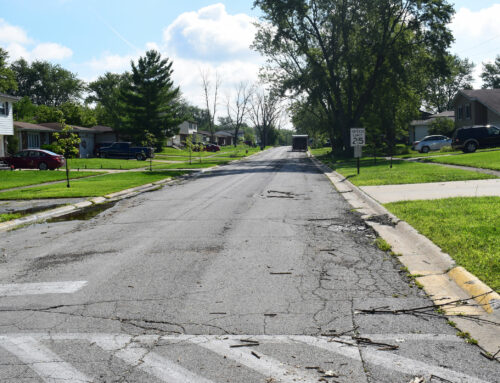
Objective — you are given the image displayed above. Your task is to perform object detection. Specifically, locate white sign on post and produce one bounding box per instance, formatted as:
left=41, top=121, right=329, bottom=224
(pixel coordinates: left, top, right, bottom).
left=354, top=145, right=362, bottom=158
left=350, top=128, right=366, bottom=147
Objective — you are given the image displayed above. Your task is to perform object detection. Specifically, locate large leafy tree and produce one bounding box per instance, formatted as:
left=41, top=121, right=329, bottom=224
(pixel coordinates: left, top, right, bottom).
left=253, top=0, right=455, bottom=154
left=0, top=48, right=17, bottom=93
left=87, top=72, right=129, bottom=129
left=481, top=56, right=500, bottom=89
left=11, top=58, right=84, bottom=106
left=120, top=50, right=182, bottom=148
left=425, top=54, right=474, bottom=112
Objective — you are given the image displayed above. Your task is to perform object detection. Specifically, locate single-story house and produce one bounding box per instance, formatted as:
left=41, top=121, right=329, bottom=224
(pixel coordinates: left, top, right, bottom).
left=453, top=89, right=500, bottom=129
left=12, top=121, right=118, bottom=158
left=215, top=131, right=234, bottom=146
left=0, top=93, right=20, bottom=157
left=409, top=110, right=454, bottom=143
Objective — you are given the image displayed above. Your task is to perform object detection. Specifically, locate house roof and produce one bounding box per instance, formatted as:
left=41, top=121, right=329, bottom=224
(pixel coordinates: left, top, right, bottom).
left=0, top=93, right=21, bottom=102
left=456, top=89, right=500, bottom=115
left=197, top=130, right=211, bottom=136
left=215, top=131, right=233, bottom=137
left=91, top=125, right=114, bottom=133
left=14, top=121, right=58, bottom=132
left=39, top=122, right=93, bottom=132
left=410, top=110, right=454, bottom=126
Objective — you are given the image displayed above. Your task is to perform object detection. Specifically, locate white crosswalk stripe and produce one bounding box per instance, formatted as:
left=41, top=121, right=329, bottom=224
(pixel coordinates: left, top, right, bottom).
left=0, top=335, right=91, bottom=383
left=0, top=333, right=493, bottom=383
left=0, top=281, right=87, bottom=297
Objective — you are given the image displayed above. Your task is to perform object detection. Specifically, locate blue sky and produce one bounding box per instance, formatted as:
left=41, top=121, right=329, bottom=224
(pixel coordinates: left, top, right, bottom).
left=1, top=0, right=499, bottom=105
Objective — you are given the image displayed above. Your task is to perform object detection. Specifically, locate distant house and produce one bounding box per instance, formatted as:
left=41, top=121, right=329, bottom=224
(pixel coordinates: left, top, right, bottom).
left=453, top=89, right=500, bottom=129
left=167, top=121, right=198, bottom=146
left=0, top=93, right=20, bottom=157
left=12, top=121, right=118, bottom=158
left=409, top=111, right=455, bottom=143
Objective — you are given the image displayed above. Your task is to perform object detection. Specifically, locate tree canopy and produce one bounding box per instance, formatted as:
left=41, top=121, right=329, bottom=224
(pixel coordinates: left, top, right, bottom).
left=481, top=56, right=500, bottom=89
left=0, top=48, right=17, bottom=93
left=11, top=58, right=84, bottom=106
left=253, top=0, right=455, bottom=153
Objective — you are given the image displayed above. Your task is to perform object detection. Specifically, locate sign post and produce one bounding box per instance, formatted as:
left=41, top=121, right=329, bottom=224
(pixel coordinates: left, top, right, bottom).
left=350, top=128, right=366, bottom=175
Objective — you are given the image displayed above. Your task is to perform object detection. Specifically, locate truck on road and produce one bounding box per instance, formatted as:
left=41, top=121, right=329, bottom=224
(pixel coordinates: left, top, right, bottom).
left=96, top=142, right=154, bottom=161
left=292, top=135, right=308, bottom=151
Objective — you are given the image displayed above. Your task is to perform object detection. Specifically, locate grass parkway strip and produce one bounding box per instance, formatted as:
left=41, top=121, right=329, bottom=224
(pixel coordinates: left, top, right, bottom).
left=422, top=150, right=500, bottom=171
left=385, top=196, right=500, bottom=292
left=310, top=148, right=496, bottom=186
left=0, top=171, right=186, bottom=200
left=0, top=170, right=102, bottom=190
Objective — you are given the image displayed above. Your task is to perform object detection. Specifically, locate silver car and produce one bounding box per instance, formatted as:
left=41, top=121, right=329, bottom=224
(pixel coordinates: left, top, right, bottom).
left=413, top=135, right=452, bottom=153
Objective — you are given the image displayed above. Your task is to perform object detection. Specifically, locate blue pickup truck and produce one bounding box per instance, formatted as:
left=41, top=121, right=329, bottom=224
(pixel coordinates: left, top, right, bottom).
left=96, top=142, right=154, bottom=161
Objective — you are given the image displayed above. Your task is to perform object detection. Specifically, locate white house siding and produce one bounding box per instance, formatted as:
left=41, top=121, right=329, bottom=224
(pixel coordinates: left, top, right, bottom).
left=0, top=99, right=14, bottom=157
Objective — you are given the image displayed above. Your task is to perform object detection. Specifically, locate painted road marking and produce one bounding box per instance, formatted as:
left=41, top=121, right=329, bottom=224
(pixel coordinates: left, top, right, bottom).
left=0, top=281, right=87, bottom=297
left=0, top=336, right=91, bottom=382
left=0, top=333, right=493, bottom=383
left=193, top=337, right=320, bottom=383
left=91, top=335, right=216, bottom=383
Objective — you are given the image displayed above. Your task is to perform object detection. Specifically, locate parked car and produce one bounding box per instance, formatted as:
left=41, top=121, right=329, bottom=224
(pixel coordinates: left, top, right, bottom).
left=1, top=149, right=65, bottom=170
left=413, top=135, right=452, bottom=153
left=451, top=125, right=500, bottom=153
left=96, top=142, right=154, bottom=160
left=205, top=143, right=220, bottom=152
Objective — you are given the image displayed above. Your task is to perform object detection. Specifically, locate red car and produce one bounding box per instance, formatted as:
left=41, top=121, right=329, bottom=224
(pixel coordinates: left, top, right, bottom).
left=2, top=149, right=65, bottom=170
left=205, top=143, right=220, bottom=152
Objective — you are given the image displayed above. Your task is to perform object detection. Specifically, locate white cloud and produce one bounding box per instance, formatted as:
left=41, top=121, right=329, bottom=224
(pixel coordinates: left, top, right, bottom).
left=450, top=4, right=500, bottom=86
left=31, top=43, right=72, bottom=61
left=86, top=52, right=136, bottom=73
left=0, top=19, right=72, bottom=62
left=0, top=18, right=31, bottom=45
left=163, top=3, right=259, bottom=62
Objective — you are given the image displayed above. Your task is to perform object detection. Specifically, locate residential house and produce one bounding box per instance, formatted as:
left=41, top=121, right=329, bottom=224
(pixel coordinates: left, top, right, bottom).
left=453, top=89, right=500, bottom=129
left=12, top=121, right=118, bottom=158
left=409, top=111, right=454, bottom=143
left=0, top=93, right=20, bottom=157
left=167, top=121, right=198, bottom=146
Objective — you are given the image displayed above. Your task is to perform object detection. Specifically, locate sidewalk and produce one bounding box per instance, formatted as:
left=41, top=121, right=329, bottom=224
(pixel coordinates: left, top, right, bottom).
left=360, top=179, right=500, bottom=203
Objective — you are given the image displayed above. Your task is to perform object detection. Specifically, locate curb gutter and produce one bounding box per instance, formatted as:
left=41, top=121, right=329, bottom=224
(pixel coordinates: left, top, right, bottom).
left=309, top=154, right=500, bottom=357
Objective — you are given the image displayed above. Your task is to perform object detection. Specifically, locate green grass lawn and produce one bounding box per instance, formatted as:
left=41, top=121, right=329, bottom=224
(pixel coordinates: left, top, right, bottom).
left=385, top=197, right=500, bottom=292
left=0, top=171, right=186, bottom=200
left=152, top=162, right=221, bottom=169
left=0, top=170, right=101, bottom=190
left=423, top=150, right=500, bottom=171
left=311, top=149, right=496, bottom=186
left=67, top=158, right=161, bottom=169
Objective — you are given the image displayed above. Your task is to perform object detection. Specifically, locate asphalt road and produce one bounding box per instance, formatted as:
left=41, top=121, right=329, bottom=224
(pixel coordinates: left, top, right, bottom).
left=0, top=147, right=497, bottom=382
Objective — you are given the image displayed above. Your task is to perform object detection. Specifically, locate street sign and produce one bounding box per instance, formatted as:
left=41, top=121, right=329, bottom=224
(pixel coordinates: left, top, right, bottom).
left=350, top=128, right=366, bottom=147
left=354, top=145, right=362, bottom=158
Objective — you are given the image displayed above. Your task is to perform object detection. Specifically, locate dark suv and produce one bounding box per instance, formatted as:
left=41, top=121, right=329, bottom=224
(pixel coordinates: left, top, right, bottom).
left=451, top=125, right=500, bottom=153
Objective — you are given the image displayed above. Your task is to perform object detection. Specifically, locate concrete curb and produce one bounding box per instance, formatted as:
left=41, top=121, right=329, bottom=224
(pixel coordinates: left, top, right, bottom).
left=309, top=154, right=500, bottom=356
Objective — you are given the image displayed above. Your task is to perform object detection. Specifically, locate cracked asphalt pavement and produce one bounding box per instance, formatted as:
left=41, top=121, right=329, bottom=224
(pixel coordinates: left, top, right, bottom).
left=0, top=147, right=498, bottom=382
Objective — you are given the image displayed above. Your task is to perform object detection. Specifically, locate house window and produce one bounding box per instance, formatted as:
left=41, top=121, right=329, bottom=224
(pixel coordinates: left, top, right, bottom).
left=465, top=104, right=471, bottom=119
left=457, top=106, right=463, bottom=120
left=27, top=133, right=40, bottom=149
left=0, top=102, right=8, bottom=116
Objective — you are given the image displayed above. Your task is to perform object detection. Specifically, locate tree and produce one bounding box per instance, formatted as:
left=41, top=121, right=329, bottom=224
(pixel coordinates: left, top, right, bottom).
left=11, top=59, right=84, bottom=106
left=481, top=56, right=500, bottom=89
left=226, top=82, right=253, bottom=146
left=120, top=50, right=183, bottom=150
left=249, top=89, right=283, bottom=148
left=58, top=102, right=97, bottom=127
left=253, top=0, right=454, bottom=154
left=0, top=48, right=17, bottom=93
left=425, top=55, right=474, bottom=112
left=200, top=69, right=221, bottom=143
left=52, top=120, right=81, bottom=188
left=291, top=99, right=329, bottom=148
left=429, top=117, right=455, bottom=136
left=87, top=72, right=130, bottom=129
